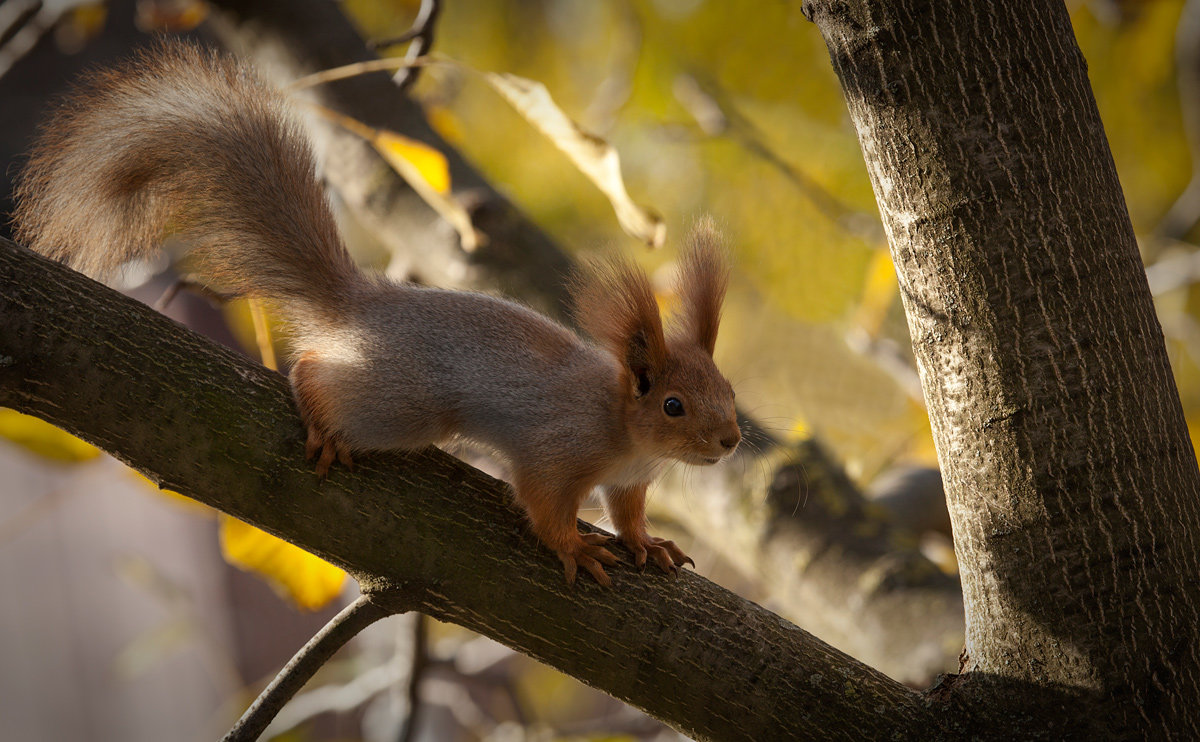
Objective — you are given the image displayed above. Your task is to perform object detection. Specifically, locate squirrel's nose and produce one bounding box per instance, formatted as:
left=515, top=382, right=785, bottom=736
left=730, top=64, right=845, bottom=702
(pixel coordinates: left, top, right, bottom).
left=720, top=431, right=741, bottom=451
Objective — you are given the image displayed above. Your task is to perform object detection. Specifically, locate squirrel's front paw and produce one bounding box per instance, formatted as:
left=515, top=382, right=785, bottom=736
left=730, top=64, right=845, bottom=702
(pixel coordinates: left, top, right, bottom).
left=622, top=533, right=695, bottom=577
left=304, top=425, right=354, bottom=477
left=556, top=533, right=619, bottom=587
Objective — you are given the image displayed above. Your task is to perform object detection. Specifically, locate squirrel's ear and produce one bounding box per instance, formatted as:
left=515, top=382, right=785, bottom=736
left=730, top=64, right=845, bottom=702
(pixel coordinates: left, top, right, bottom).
left=672, top=217, right=729, bottom=356
left=571, top=255, right=667, bottom=395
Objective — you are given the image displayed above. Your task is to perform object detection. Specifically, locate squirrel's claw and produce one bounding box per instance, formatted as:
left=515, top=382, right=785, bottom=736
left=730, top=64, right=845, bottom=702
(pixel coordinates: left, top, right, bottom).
left=305, top=425, right=354, bottom=477
left=622, top=534, right=694, bottom=576
left=557, top=538, right=619, bottom=587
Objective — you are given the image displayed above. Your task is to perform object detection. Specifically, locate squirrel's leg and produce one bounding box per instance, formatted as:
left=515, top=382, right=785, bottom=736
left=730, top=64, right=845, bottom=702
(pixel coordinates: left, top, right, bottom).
left=290, top=351, right=354, bottom=476
left=513, top=470, right=618, bottom=586
left=603, top=484, right=694, bottom=575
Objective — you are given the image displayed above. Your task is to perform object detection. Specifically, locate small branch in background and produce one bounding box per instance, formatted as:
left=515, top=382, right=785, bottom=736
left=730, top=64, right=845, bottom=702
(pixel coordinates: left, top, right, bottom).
left=153, top=277, right=232, bottom=311
left=0, top=0, right=43, bottom=52
left=581, top=0, right=643, bottom=134
left=866, top=466, right=950, bottom=537
left=843, top=327, right=925, bottom=405
left=1155, top=0, right=1200, bottom=246
left=673, top=73, right=885, bottom=244
left=1145, top=242, right=1200, bottom=295
left=222, top=594, right=394, bottom=742
left=1159, top=311, right=1200, bottom=375
left=263, top=654, right=404, bottom=738
left=395, top=613, right=429, bottom=742
left=0, top=0, right=50, bottom=78
left=371, top=0, right=442, bottom=94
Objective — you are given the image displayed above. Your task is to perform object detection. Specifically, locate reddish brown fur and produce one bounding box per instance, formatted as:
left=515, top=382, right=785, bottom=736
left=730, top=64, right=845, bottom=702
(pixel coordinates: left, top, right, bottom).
left=671, top=216, right=729, bottom=354
left=571, top=254, right=668, bottom=395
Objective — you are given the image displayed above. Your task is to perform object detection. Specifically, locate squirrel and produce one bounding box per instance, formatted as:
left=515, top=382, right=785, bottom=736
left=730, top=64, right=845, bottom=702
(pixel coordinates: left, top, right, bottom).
left=12, top=42, right=741, bottom=586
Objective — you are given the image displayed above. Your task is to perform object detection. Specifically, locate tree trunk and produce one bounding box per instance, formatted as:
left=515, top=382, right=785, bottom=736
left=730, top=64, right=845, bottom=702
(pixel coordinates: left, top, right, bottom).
left=807, top=0, right=1200, bottom=735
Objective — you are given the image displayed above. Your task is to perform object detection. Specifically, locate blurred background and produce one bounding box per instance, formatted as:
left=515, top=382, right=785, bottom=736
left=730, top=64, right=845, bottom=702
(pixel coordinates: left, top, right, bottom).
left=0, top=0, right=1196, bottom=740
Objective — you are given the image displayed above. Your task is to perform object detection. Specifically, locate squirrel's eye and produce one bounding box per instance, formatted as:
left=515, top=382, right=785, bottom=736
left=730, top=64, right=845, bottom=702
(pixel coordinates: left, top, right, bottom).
left=663, top=397, right=685, bottom=417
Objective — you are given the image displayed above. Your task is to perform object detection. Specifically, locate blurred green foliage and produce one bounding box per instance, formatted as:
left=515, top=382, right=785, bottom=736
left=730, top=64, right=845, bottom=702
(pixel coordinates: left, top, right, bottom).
left=342, top=0, right=1200, bottom=478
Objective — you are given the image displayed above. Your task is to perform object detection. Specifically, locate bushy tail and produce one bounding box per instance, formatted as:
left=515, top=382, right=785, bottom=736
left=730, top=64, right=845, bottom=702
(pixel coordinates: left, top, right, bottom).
left=13, top=41, right=360, bottom=312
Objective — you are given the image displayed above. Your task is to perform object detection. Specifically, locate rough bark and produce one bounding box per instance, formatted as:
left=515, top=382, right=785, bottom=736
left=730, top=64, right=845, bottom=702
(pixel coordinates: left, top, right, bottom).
left=0, top=237, right=948, bottom=741
left=807, top=0, right=1200, bottom=735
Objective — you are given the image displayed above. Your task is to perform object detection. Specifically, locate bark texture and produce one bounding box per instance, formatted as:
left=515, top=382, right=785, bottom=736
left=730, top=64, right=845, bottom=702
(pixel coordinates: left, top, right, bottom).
left=0, top=238, right=946, bottom=741
left=808, top=0, right=1200, bottom=735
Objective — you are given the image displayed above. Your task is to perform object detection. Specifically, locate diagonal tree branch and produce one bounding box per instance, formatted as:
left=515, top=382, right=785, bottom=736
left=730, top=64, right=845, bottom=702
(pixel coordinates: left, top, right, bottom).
left=193, top=0, right=965, bottom=681
left=0, top=236, right=948, bottom=740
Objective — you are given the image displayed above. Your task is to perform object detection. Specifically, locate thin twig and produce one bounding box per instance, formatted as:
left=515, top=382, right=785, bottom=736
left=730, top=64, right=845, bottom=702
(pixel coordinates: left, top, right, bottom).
left=390, top=0, right=442, bottom=94
left=222, top=594, right=393, bottom=742
left=287, top=55, right=443, bottom=91
left=0, top=0, right=52, bottom=78
left=260, top=658, right=403, bottom=737
left=0, top=0, right=42, bottom=53
left=676, top=73, right=884, bottom=244
left=153, top=277, right=232, bottom=311
left=396, top=613, right=429, bottom=742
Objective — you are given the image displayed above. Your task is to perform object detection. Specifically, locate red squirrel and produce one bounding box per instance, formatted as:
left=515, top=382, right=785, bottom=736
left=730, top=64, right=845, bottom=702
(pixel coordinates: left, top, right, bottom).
left=12, top=42, right=741, bottom=586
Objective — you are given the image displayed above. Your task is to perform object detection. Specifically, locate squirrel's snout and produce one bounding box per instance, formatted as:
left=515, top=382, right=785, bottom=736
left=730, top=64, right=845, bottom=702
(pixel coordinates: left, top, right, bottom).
left=720, top=433, right=740, bottom=451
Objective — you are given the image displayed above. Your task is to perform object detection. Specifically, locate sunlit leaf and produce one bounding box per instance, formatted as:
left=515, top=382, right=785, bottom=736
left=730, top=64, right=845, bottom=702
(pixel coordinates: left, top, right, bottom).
left=372, top=130, right=479, bottom=250
left=128, top=469, right=212, bottom=515
left=304, top=102, right=479, bottom=251
left=854, top=249, right=898, bottom=338
left=791, top=416, right=813, bottom=441
left=0, top=409, right=99, bottom=462
left=376, top=131, right=452, bottom=194
left=482, top=71, right=665, bottom=248
left=220, top=516, right=346, bottom=611
left=247, top=298, right=278, bottom=371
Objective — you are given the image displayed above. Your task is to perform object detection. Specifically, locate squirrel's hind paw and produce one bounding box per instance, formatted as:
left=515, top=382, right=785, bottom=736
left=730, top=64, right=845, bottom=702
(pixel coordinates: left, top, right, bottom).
left=305, top=426, right=354, bottom=477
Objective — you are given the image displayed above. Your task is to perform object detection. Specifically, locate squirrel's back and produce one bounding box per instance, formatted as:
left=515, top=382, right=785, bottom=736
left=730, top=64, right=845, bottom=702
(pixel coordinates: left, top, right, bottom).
left=13, top=41, right=359, bottom=312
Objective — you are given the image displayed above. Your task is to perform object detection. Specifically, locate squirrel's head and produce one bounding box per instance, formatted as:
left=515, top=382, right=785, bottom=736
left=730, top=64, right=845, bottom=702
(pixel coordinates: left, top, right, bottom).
left=572, top=219, right=740, bottom=465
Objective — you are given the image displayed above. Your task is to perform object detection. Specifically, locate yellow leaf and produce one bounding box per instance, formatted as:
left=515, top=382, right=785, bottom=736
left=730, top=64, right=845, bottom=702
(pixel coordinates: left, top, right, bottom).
left=128, top=469, right=213, bottom=515
left=303, top=102, right=479, bottom=251
left=247, top=298, right=278, bottom=371
left=0, top=409, right=99, bottom=462
left=854, top=248, right=898, bottom=337
left=1188, top=417, right=1200, bottom=465
left=425, top=104, right=465, bottom=146
left=220, top=516, right=346, bottom=611
left=791, top=416, right=813, bottom=441
left=372, top=130, right=478, bottom=249
left=374, top=131, right=451, bottom=194
left=482, top=71, right=665, bottom=248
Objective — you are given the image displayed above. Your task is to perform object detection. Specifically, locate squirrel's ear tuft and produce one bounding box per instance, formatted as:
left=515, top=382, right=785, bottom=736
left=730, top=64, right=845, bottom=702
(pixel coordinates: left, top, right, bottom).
left=571, top=254, right=667, bottom=391
left=672, top=216, right=729, bottom=355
